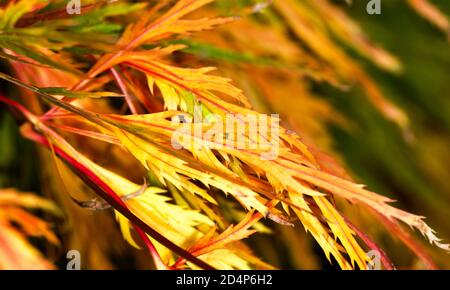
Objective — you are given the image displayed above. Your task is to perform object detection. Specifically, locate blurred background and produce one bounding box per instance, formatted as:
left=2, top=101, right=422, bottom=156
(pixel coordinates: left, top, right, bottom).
left=0, top=0, right=449, bottom=269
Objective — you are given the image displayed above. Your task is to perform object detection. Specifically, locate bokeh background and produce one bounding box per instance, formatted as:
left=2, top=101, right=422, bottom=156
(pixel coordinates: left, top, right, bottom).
left=0, top=0, right=449, bottom=269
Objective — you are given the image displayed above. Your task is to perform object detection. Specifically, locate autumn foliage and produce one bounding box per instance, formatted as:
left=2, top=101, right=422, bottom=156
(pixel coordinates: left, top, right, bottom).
left=0, top=0, right=449, bottom=270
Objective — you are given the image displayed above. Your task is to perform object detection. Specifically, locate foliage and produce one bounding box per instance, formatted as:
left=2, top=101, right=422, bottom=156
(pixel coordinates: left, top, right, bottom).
left=0, top=0, right=449, bottom=269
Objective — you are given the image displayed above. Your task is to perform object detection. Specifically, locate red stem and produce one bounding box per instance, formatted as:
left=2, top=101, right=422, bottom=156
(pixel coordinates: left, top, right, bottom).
left=24, top=129, right=215, bottom=270
left=111, top=67, right=139, bottom=115
left=344, top=216, right=395, bottom=270
left=0, top=95, right=214, bottom=270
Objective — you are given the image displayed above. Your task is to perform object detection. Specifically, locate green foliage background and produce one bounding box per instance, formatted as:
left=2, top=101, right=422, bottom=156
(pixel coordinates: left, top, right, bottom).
left=0, top=0, right=449, bottom=269
left=330, top=0, right=450, bottom=267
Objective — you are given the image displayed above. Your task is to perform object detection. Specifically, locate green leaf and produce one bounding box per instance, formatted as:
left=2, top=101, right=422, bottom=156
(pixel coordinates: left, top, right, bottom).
left=0, top=39, right=81, bottom=75
left=39, top=87, right=123, bottom=99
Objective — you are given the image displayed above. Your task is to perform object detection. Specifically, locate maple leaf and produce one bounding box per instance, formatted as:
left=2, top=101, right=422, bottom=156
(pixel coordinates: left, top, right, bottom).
left=0, top=0, right=449, bottom=270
